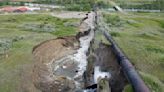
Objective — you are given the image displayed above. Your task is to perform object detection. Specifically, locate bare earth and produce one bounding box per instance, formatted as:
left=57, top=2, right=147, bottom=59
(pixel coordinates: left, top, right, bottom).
left=32, top=36, right=79, bottom=92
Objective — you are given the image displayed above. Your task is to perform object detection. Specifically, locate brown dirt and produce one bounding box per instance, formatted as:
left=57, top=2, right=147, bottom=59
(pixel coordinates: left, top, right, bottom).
left=32, top=36, right=79, bottom=92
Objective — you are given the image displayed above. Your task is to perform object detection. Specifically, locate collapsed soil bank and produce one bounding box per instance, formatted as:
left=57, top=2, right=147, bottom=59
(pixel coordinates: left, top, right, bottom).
left=85, top=43, right=128, bottom=92
left=32, top=38, right=128, bottom=92
left=32, top=11, right=96, bottom=92
left=32, top=11, right=128, bottom=92
left=32, top=36, right=79, bottom=92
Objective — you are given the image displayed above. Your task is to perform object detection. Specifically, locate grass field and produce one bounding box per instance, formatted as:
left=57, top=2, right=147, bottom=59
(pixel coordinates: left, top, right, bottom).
left=0, top=11, right=163, bottom=92
left=103, top=12, right=164, bottom=92
left=0, top=14, right=79, bottom=92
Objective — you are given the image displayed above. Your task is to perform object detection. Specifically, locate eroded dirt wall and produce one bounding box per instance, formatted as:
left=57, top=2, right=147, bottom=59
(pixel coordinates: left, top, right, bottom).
left=85, top=43, right=128, bottom=92
left=32, top=36, right=79, bottom=92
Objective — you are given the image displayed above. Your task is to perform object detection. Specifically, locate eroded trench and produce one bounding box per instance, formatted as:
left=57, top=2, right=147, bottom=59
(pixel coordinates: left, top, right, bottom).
left=32, top=12, right=128, bottom=92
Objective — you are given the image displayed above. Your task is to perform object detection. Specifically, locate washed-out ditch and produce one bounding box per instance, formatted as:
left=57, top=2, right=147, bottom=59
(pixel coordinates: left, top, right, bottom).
left=32, top=12, right=128, bottom=92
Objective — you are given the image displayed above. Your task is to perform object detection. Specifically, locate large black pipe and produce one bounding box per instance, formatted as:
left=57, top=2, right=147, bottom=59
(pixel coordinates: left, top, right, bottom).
left=103, top=30, right=150, bottom=92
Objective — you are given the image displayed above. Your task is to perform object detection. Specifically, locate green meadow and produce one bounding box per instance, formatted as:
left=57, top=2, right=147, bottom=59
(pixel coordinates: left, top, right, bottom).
left=0, top=14, right=79, bottom=92
left=103, top=12, right=164, bottom=92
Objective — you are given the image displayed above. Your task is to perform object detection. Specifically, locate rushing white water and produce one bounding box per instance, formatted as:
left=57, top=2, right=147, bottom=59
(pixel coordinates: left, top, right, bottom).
left=73, top=30, right=95, bottom=78
left=82, top=67, right=110, bottom=92
left=83, top=89, right=96, bottom=92
left=73, top=11, right=96, bottom=79
left=94, top=66, right=111, bottom=83
left=52, top=12, right=96, bottom=91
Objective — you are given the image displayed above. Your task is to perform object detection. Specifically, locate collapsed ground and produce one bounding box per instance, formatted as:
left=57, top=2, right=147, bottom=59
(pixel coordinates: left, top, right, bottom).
left=0, top=11, right=164, bottom=92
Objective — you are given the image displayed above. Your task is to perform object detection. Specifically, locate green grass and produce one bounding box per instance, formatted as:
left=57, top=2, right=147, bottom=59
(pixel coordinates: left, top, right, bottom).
left=0, top=14, right=78, bottom=36
left=123, top=84, right=133, bottom=92
left=0, top=14, right=79, bottom=92
left=103, top=12, right=164, bottom=92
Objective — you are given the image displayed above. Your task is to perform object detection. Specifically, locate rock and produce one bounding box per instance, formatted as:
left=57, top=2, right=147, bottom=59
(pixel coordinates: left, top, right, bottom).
left=97, top=78, right=111, bottom=92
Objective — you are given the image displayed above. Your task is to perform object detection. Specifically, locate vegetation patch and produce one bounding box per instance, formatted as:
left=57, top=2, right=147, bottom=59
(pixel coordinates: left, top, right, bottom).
left=145, top=46, right=164, bottom=54
left=103, top=12, right=164, bottom=92
left=103, top=13, right=132, bottom=29
left=53, top=27, right=77, bottom=37
left=103, top=14, right=124, bottom=27
left=110, top=31, right=121, bottom=37
left=126, top=20, right=142, bottom=28
left=64, top=22, right=79, bottom=27
left=123, top=84, right=133, bottom=92
left=0, top=39, right=12, bottom=55
left=19, top=22, right=55, bottom=33
left=153, top=19, right=164, bottom=28
left=136, top=32, right=159, bottom=40
left=65, top=4, right=91, bottom=11
left=0, top=14, right=79, bottom=92
left=140, top=72, right=164, bottom=92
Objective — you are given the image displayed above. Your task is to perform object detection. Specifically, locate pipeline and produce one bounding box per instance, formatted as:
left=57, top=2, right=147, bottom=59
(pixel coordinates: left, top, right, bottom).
left=103, top=30, right=150, bottom=92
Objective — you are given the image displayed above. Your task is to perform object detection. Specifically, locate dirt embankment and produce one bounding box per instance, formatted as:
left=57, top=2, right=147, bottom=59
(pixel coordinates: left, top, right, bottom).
left=32, top=36, right=79, bottom=92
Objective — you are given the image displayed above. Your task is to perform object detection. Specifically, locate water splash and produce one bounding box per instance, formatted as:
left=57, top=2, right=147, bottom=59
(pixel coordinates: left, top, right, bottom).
left=94, top=66, right=111, bottom=83
left=73, top=11, right=96, bottom=79
left=73, top=30, right=95, bottom=78
left=52, top=12, right=96, bottom=90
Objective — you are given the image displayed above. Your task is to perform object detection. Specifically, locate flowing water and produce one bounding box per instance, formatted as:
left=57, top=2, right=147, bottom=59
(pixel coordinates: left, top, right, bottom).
left=52, top=12, right=97, bottom=91
left=52, top=12, right=114, bottom=92
left=73, top=29, right=95, bottom=79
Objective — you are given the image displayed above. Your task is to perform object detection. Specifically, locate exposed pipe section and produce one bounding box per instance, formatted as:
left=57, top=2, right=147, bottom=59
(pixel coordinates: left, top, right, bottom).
left=103, top=30, right=150, bottom=92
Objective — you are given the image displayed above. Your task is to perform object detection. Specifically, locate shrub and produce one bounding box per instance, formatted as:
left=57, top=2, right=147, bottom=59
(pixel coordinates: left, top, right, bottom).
left=110, top=32, right=121, bottom=37
left=0, top=39, right=12, bottom=54
left=103, top=14, right=124, bottom=27
left=96, top=1, right=109, bottom=8
left=65, top=4, right=91, bottom=11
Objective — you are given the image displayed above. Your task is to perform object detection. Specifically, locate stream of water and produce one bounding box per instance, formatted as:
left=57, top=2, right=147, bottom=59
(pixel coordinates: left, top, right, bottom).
left=52, top=12, right=111, bottom=91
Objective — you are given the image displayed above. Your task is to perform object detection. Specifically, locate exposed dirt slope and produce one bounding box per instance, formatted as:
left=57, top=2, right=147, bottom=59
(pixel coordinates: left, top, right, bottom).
left=95, top=43, right=128, bottom=91
left=85, top=43, right=128, bottom=92
left=32, top=36, right=79, bottom=92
